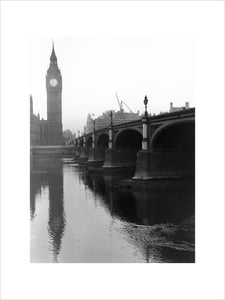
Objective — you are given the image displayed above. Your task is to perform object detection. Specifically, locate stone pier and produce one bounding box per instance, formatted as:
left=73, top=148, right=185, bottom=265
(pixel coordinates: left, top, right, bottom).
left=79, top=148, right=89, bottom=164
left=103, top=149, right=137, bottom=168
left=88, top=148, right=105, bottom=167
left=133, top=150, right=195, bottom=179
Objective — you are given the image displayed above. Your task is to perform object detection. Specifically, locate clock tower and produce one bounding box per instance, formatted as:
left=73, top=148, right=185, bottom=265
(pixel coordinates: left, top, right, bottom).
left=46, top=43, right=63, bottom=145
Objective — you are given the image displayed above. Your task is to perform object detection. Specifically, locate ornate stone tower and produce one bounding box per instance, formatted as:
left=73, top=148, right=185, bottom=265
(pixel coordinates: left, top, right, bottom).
left=46, top=43, right=63, bottom=145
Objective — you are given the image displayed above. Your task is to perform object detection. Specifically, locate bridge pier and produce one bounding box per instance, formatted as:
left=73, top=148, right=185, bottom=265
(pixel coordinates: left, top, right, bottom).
left=103, top=149, right=123, bottom=168
left=132, top=150, right=152, bottom=179
left=74, top=135, right=83, bottom=160
left=103, top=149, right=137, bottom=168
left=88, top=148, right=105, bottom=166
left=132, top=115, right=152, bottom=179
left=79, top=147, right=89, bottom=163
left=74, top=147, right=81, bottom=160
left=78, top=131, right=90, bottom=164
left=133, top=151, right=195, bottom=180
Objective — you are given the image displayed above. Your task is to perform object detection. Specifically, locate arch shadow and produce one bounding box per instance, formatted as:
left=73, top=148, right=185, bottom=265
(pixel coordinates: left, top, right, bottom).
left=96, top=133, right=109, bottom=149
left=86, top=136, right=93, bottom=148
left=151, top=120, right=195, bottom=153
left=114, top=129, right=142, bottom=150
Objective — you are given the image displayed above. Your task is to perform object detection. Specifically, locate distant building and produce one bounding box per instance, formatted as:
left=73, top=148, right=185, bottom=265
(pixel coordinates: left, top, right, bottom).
left=30, top=95, right=41, bottom=145
left=170, top=102, right=190, bottom=112
left=30, top=44, right=63, bottom=146
left=63, top=129, right=75, bottom=145
left=30, top=95, right=48, bottom=146
left=86, top=110, right=140, bottom=133
left=40, top=119, right=48, bottom=145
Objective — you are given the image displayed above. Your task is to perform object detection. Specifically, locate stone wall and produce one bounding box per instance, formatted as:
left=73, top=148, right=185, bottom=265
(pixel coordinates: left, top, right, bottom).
left=30, top=114, right=41, bottom=146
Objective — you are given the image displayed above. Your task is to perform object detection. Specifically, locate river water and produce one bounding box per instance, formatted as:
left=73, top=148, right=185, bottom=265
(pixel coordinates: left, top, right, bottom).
left=30, top=156, right=195, bottom=263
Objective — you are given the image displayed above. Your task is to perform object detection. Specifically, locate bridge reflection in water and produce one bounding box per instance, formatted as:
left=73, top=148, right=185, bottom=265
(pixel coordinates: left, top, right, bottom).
left=30, top=156, right=194, bottom=263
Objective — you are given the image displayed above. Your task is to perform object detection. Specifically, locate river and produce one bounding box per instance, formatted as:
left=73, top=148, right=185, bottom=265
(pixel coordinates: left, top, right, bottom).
left=30, top=156, right=195, bottom=263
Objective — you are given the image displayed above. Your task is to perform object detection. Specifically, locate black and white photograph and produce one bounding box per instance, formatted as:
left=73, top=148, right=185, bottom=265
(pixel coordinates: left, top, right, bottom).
left=1, top=1, right=224, bottom=299
left=30, top=37, right=195, bottom=263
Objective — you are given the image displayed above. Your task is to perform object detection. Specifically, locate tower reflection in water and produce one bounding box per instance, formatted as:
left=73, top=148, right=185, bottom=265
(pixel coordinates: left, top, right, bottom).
left=31, top=157, right=194, bottom=263
left=30, top=157, right=66, bottom=262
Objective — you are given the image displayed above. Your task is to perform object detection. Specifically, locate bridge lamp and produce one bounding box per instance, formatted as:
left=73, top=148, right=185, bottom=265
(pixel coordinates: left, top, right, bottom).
left=109, top=110, right=113, bottom=149
left=91, top=117, right=96, bottom=148
left=144, top=95, right=148, bottom=117
left=110, top=110, right=113, bottom=126
left=91, top=113, right=96, bottom=133
left=93, top=119, right=95, bottom=132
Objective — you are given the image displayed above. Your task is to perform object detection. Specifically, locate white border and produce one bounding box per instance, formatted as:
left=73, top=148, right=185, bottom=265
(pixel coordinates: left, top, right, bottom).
left=1, top=1, right=224, bottom=299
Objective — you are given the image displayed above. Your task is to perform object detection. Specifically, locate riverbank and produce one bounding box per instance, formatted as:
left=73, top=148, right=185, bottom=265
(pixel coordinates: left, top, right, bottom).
left=30, top=145, right=75, bottom=157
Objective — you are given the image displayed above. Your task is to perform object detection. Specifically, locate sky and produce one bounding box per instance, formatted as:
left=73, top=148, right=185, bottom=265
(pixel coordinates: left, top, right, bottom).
left=30, top=37, right=195, bottom=133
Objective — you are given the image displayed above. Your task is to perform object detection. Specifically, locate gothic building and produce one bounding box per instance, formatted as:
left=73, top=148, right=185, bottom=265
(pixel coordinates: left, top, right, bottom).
left=30, top=95, right=48, bottom=145
left=30, top=44, right=63, bottom=146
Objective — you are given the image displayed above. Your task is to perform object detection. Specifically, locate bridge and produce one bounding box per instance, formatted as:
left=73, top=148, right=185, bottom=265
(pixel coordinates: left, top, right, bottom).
left=75, top=107, right=195, bottom=180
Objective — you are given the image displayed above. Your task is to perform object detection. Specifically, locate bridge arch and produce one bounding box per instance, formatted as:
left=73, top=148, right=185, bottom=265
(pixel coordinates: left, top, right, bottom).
left=114, top=128, right=142, bottom=150
left=96, top=133, right=109, bottom=149
left=86, top=136, right=93, bottom=148
left=150, top=120, right=195, bottom=153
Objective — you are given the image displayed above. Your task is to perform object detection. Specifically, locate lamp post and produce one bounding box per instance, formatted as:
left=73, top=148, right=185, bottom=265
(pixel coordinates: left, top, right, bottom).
left=144, top=95, right=148, bottom=117
left=110, top=110, right=113, bottom=127
left=109, top=110, right=113, bottom=149
left=83, top=126, right=86, bottom=147
left=78, top=130, right=80, bottom=148
left=142, top=95, right=149, bottom=151
left=92, top=118, right=96, bottom=148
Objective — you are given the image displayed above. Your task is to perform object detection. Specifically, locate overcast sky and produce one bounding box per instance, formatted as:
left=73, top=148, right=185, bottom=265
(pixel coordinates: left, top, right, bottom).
left=30, top=37, right=195, bottom=134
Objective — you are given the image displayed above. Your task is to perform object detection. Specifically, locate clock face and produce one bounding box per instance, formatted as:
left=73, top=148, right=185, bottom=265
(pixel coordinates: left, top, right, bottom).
left=49, top=78, right=58, bottom=87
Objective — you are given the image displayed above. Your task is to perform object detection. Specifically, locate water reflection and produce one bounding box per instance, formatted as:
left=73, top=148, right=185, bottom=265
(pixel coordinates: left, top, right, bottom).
left=47, top=166, right=65, bottom=262
left=30, top=157, right=66, bottom=262
left=30, top=157, right=195, bottom=263
left=82, top=172, right=194, bottom=226
left=80, top=171, right=195, bottom=263
left=30, top=158, right=48, bottom=220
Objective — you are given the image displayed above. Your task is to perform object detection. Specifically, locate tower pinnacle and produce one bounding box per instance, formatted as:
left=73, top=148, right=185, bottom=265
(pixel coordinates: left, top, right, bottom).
left=50, top=41, right=57, bottom=64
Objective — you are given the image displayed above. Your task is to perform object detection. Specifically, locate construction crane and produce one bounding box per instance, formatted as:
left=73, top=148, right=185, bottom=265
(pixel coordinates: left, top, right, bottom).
left=115, top=93, right=134, bottom=113
left=116, top=93, right=123, bottom=111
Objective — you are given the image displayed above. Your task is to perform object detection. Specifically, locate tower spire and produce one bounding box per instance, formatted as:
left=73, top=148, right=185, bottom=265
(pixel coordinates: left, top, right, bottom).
left=30, top=94, right=33, bottom=114
left=50, top=40, right=57, bottom=64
